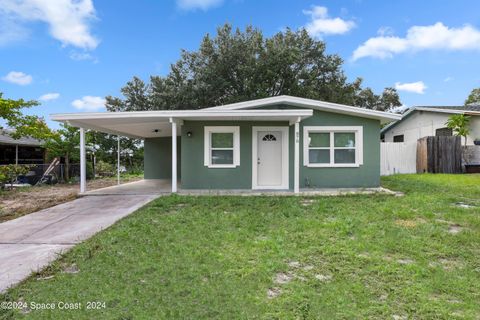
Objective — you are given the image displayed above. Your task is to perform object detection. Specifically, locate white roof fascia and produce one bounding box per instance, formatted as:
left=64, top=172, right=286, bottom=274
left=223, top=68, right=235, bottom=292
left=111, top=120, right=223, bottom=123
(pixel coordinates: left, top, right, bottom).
left=51, top=110, right=314, bottom=138
left=51, top=109, right=313, bottom=122
left=204, top=95, right=401, bottom=123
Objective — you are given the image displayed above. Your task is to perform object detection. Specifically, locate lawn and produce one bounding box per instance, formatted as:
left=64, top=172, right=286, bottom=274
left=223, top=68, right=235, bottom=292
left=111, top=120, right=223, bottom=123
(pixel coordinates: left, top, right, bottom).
left=1, top=174, right=479, bottom=319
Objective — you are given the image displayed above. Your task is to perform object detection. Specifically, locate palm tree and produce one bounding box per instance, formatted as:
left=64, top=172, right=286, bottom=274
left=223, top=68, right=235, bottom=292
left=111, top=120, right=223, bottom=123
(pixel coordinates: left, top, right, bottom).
left=445, top=114, right=471, bottom=146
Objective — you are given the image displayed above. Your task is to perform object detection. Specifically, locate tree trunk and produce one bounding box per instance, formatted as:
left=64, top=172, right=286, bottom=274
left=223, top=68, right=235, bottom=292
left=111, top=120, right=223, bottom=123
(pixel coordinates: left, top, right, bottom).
left=92, top=154, right=96, bottom=179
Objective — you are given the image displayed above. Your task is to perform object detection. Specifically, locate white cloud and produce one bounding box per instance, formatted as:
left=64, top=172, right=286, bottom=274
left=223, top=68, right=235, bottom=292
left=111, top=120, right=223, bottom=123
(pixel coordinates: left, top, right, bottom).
left=377, top=26, right=394, bottom=37
left=39, top=92, right=60, bottom=101
left=353, top=22, right=480, bottom=60
left=0, top=16, right=29, bottom=45
left=303, top=5, right=356, bottom=38
left=2, top=71, right=32, bottom=85
left=395, top=81, right=427, bottom=94
left=177, top=0, right=223, bottom=11
left=444, top=76, right=453, bottom=82
left=69, top=51, right=98, bottom=62
left=0, top=0, right=99, bottom=49
left=72, top=96, right=106, bottom=111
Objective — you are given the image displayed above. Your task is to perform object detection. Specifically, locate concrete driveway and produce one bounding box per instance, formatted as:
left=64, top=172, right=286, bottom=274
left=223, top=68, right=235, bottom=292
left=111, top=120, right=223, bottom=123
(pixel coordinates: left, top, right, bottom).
left=0, top=193, right=157, bottom=293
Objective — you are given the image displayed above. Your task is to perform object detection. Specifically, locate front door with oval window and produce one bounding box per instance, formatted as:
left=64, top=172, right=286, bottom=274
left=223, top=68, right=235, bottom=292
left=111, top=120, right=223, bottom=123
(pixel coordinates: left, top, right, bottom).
left=257, top=131, right=283, bottom=187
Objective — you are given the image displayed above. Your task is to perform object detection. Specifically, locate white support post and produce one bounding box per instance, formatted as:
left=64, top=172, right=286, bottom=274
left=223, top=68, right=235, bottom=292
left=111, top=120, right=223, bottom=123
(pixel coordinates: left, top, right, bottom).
left=170, top=118, right=177, bottom=193
left=15, top=144, right=18, bottom=165
left=294, top=119, right=300, bottom=194
left=117, top=136, right=121, bottom=185
left=80, top=127, right=86, bottom=193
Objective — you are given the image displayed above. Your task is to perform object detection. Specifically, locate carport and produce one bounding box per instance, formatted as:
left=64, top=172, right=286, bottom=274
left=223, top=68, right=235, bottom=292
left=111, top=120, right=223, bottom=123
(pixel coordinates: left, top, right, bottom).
left=51, top=111, right=183, bottom=194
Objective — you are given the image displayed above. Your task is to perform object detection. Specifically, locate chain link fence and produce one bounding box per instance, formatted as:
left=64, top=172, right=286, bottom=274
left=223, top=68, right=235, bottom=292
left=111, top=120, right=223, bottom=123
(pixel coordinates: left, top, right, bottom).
left=2, top=163, right=80, bottom=185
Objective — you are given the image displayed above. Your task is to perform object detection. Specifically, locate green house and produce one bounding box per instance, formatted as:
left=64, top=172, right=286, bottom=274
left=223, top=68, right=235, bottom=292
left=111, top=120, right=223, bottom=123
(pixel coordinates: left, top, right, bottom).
left=52, top=96, right=400, bottom=193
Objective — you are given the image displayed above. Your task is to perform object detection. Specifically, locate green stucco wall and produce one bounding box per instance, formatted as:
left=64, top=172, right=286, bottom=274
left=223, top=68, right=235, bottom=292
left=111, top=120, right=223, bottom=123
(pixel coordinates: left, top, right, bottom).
left=144, top=137, right=181, bottom=179
left=298, top=110, right=380, bottom=188
left=143, top=106, right=381, bottom=189
left=180, top=121, right=288, bottom=189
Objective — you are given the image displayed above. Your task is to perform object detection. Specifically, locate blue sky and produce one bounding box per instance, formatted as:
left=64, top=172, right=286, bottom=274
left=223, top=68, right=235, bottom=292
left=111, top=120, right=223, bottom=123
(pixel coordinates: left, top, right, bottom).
left=1, top=0, right=480, bottom=128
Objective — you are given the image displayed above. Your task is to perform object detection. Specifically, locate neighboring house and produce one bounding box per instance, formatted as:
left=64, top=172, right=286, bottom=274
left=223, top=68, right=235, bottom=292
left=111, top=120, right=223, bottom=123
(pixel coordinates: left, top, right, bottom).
left=51, top=95, right=400, bottom=193
left=382, top=105, right=480, bottom=145
left=0, top=129, right=46, bottom=165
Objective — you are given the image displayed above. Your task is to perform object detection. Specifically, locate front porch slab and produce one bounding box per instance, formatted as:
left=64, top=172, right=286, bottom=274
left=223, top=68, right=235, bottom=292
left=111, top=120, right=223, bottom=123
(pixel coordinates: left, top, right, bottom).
left=82, top=179, right=172, bottom=196
left=178, top=187, right=401, bottom=196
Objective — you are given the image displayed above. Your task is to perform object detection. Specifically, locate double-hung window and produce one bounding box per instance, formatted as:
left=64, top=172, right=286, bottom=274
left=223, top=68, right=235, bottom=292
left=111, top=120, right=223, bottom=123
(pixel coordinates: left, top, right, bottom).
left=204, top=126, right=240, bottom=168
left=303, top=126, right=363, bottom=167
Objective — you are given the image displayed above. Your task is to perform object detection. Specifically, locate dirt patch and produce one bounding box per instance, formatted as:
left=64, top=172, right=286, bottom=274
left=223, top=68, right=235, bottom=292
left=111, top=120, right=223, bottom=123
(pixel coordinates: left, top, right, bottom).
left=397, top=258, right=415, bottom=265
left=63, top=264, right=80, bottom=274
left=267, top=287, right=282, bottom=299
left=0, top=176, right=141, bottom=222
left=300, top=199, right=316, bottom=207
left=448, top=224, right=463, bottom=234
left=395, top=218, right=426, bottom=228
left=315, top=274, right=332, bottom=282
left=274, top=272, right=294, bottom=284
left=429, top=258, right=464, bottom=270
left=454, top=202, right=476, bottom=209
left=435, top=219, right=453, bottom=224
left=357, top=253, right=370, bottom=259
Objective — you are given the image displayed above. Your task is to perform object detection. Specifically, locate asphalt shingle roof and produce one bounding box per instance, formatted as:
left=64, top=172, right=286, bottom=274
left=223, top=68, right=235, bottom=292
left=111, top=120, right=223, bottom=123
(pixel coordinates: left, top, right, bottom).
left=414, top=105, right=480, bottom=112
left=0, top=129, right=43, bottom=146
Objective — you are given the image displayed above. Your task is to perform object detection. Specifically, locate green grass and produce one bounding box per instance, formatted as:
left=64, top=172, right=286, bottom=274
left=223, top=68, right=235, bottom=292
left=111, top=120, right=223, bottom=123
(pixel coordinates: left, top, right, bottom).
left=1, top=174, right=480, bottom=319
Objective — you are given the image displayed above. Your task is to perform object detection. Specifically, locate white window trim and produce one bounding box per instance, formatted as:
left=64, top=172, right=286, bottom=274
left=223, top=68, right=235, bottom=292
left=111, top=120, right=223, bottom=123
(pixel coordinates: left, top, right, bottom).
left=204, top=126, right=240, bottom=168
left=303, top=126, right=363, bottom=168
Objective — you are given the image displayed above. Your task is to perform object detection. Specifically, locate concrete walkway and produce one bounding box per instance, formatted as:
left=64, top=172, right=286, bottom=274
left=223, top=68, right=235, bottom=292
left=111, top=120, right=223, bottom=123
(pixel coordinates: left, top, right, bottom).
left=0, top=194, right=157, bottom=293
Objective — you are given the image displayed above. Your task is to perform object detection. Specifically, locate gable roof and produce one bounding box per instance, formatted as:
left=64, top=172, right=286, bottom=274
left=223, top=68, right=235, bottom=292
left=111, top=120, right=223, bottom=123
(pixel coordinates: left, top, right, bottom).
left=0, top=129, right=43, bottom=147
left=205, top=95, right=401, bottom=123
left=381, top=106, right=480, bottom=134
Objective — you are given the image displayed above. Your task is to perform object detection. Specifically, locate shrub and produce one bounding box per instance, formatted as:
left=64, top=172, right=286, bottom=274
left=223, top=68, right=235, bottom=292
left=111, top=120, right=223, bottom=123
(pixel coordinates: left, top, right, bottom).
left=95, top=160, right=115, bottom=177
left=0, top=165, right=33, bottom=187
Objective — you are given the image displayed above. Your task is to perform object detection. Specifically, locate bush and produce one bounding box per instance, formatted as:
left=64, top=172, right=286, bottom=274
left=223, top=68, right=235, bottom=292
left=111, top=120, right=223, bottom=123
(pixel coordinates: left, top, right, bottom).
left=127, top=163, right=144, bottom=175
left=95, top=160, right=115, bottom=177
left=0, top=165, right=33, bottom=187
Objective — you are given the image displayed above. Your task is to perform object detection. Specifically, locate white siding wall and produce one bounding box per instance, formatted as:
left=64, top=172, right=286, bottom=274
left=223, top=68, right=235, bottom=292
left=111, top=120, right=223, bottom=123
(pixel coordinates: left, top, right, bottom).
left=380, top=142, right=417, bottom=175
left=384, top=111, right=479, bottom=146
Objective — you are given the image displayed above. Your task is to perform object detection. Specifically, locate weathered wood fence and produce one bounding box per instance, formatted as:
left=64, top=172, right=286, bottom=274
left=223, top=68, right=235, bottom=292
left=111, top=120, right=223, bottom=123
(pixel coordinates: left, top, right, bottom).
left=380, top=142, right=417, bottom=175
left=416, top=136, right=462, bottom=173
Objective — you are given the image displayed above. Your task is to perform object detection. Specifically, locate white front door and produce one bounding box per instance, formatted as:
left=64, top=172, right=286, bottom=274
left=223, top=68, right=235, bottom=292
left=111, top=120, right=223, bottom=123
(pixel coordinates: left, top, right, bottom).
left=252, top=127, right=289, bottom=190
left=257, top=131, right=283, bottom=186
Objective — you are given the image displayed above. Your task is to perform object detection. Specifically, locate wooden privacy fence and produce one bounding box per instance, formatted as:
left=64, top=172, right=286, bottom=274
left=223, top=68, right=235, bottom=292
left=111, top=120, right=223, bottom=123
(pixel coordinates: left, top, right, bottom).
left=416, top=136, right=462, bottom=173
left=380, top=142, right=417, bottom=175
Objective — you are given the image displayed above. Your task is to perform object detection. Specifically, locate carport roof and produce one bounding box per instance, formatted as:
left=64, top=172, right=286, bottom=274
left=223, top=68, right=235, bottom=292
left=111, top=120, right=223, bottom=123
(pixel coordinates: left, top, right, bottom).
left=51, top=109, right=314, bottom=138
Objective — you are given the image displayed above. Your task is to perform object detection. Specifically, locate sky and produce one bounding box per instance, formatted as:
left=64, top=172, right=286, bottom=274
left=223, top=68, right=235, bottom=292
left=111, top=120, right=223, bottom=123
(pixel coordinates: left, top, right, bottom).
left=1, top=0, right=480, bottom=128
